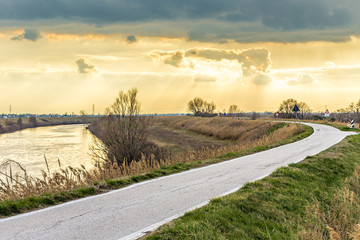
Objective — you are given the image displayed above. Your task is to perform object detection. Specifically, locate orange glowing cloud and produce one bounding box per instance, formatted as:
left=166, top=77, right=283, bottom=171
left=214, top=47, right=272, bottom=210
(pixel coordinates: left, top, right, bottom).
left=45, top=33, right=107, bottom=42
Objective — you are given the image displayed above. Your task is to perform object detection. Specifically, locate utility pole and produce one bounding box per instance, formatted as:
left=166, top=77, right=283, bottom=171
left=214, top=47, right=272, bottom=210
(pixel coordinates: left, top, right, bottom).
left=92, top=104, right=95, bottom=115
left=9, top=105, right=12, bottom=114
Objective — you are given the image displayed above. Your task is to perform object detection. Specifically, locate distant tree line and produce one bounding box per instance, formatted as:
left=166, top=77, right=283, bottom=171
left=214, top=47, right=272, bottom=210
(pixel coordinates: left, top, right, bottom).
left=277, top=98, right=311, bottom=119
left=187, top=98, right=245, bottom=117
left=0, top=116, right=38, bottom=134
left=186, top=96, right=360, bottom=125
left=276, top=98, right=360, bottom=124
left=334, top=99, right=360, bottom=123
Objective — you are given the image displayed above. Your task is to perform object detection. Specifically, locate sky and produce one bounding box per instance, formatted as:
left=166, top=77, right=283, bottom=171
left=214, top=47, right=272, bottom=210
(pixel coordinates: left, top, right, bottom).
left=1, top=0, right=360, bottom=114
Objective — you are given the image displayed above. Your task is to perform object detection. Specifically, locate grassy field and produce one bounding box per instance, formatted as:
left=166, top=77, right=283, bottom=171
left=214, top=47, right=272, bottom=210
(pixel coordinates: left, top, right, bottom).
left=148, top=117, right=293, bottom=157
left=145, top=133, right=360, bottom=240
left=0, top=117, right=311, bottom=217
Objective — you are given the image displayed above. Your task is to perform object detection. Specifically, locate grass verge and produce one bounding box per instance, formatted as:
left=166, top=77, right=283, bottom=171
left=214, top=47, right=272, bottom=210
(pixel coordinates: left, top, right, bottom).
left=0, top=125, right=313, bottom=217
left=0, top=187, right=96, bottom=216
left=284, top=119, right=360, bottom=133
left=322, top=122, right=360, bottom=132
left=145, top=134, right=360, bottom=240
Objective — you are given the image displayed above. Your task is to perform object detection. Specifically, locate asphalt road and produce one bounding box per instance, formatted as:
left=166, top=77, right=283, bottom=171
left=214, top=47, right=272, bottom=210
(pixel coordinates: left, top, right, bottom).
left=0, top=123, right=356, bottom=240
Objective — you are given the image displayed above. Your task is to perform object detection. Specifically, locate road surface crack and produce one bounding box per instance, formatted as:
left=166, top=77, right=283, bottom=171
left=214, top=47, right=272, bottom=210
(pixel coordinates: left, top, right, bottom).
left=46, top=210, right=92, bottom=231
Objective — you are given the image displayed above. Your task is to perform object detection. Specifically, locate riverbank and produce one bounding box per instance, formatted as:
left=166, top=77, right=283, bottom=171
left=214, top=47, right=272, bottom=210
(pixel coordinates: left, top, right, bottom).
left=0, top=124, right=95, bottom=180
left=145, top=133, right=360, bottom=239
left=0, top=121, right=312, bottom=217
left=0, top=116, right=99, bottom=135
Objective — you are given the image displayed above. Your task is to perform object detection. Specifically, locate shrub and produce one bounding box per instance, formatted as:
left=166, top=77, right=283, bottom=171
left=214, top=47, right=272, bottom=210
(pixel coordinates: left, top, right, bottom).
left=17, top=118, right=23, bottom=128
left=90, top=88, right=154, bottom=166
left=29, top=116, right=38, bottom=127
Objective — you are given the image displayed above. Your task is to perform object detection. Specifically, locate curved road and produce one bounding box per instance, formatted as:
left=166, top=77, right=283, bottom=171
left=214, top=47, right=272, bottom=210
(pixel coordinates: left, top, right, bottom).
left=0, top=123, right=356, bottom=240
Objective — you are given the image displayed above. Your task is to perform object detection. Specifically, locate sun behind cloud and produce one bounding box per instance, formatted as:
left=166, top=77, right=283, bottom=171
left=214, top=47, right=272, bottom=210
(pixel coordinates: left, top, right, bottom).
left=0, top=1, right=360, bottom=113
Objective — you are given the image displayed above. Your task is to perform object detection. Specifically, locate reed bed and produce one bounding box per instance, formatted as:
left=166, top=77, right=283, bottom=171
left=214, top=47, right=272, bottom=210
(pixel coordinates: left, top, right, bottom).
left=0, top=123, right=302, bottom=202
left=154, top=116, right=279, bottom=141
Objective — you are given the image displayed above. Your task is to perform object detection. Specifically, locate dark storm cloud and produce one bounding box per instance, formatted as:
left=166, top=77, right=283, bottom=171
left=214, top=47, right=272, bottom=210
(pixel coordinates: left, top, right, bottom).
left=11, top=29, right=41, bottom=41
left=0, top=0, right=354, bottom=29
left=1, top=0, right=358, bottom=42
left=0, top=0, right=235, bottom=22
left=257, top=1, right=351, bottom=30
left=126, top=35, right=137, bottom=43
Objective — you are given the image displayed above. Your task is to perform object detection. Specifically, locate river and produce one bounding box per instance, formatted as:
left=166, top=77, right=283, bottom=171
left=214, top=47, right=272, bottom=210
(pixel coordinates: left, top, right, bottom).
left=0, top=124, right=94, bottom=179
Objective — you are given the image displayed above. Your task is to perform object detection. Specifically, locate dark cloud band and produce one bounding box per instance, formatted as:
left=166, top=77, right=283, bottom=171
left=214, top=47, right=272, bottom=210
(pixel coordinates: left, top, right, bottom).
left=11, top=29, right=41, bottom=41
left=0, top=0, right=353, bottom=30
left=0, top=0, right=357, bottom=43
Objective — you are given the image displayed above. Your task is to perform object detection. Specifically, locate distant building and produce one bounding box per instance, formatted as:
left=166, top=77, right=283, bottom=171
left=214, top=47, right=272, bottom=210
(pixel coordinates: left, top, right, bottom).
left=324, top=109, right=330, bottom=118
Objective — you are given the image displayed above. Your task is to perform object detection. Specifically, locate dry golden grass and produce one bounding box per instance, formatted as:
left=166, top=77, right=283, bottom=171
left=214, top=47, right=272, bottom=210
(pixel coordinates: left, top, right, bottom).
left=349, top=224, right=360, bottom=240
left=299, top=168, right=360, bottom=240
left=153, top=116, right=279, bottom=141
left=0, top=122, right=302, bottom=201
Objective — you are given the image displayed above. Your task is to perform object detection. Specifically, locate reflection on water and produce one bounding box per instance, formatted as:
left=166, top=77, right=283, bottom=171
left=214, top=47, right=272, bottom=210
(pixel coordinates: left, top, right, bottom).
left=0, top=124, right=94, bottom=178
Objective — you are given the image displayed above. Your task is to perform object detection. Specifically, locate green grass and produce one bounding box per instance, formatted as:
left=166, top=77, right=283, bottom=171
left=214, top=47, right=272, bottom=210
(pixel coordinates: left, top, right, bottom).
left=0, top=125, right=313, bottom=217
left=286, top=119, right=360, bottom=133
left=0, top=187, right=96, bottom=216
left=322, top=122, right=360, bottom=132
left=267, top=122, right=287, bottom=135
left=146, top=134, right=360, bottom=240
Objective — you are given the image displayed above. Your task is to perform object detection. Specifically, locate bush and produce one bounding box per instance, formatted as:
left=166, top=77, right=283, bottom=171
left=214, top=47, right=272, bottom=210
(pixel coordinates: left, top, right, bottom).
left=29, top=116, right=38, bottom=127
left=251, top=112, right=259, bottom=120
left=312, top=115, right=323, bottom=121
left=90, top=88, right=155, bottom=165
left=17, top=118, right=23, bottom=128
left=5, top=120, right=15, bottom=126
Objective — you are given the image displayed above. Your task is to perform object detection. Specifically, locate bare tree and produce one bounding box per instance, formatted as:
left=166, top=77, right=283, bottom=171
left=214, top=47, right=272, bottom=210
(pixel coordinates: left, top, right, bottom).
left=205, top=101, right=216, bottom=114
left=187, top=97, right=216, bottom=116
left=90, top=88, right=154, bottom=166
left=29, top=116, right=38, bottom=127
left=187, top=97, right=205, bottom=115
left=228, top=105, right=240, bottom=114
left=17, top=117, right=23, bottom=128
left=278, top=98, right=297, bottom=118
left=79, top=110, right=87, bottom=116
left=298, top=102, right=311, bottom=118
left=335, top=99, right=360, bottom=122
left=278, top=98, right=311, bottom=119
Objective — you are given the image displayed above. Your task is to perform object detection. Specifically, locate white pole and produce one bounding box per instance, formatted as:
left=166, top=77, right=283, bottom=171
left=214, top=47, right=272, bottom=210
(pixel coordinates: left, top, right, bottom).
left=295, top=112, right=301, bottom=127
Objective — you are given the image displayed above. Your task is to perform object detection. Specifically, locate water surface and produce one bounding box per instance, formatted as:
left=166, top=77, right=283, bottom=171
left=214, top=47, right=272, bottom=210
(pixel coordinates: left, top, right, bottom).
left=0, top=124, right=94, bottom=179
